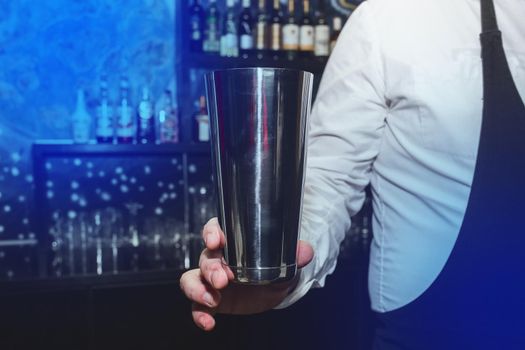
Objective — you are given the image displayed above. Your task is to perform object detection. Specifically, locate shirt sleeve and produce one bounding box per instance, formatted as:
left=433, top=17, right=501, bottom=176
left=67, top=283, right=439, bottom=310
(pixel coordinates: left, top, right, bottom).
left=276, top=1, right=388, bottom=309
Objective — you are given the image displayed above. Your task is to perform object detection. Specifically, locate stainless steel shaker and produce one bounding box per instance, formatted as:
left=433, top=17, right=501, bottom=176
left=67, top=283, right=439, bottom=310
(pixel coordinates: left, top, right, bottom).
left=205, top=68, right=313, bottom=285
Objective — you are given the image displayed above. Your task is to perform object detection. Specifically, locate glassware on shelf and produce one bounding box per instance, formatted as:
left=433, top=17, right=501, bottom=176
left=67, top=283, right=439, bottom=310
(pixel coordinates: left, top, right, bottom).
left=190, top=183, right=216, bottom=233
left=50, top=216, right=65, bottom=277
left=47, top=204, right=200, bottom=277
left=108, top=208, right=124, bottom=274
left=143, top=217, right=166, bottom=270
left=166, top=219, right=187, bottom=269
left=79, top=212, right=89, bottom=275
left=183, top=233, right=204, bottom=270
left=91, top=208, right=123, bottom=275
left=66, top=214, right=76, bottom=275
left=124, top=202, right=143, bottom=272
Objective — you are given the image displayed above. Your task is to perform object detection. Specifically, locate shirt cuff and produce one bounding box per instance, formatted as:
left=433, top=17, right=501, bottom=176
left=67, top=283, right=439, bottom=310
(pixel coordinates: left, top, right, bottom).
left=274, top=259, right=320, bottom=309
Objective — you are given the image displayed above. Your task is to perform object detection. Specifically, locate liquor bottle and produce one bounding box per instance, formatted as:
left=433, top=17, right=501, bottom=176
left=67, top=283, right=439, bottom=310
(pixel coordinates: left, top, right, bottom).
left=71, top=89, right=92, bottom=144
left=255, top=0, right=268, bottom=58
left=330, top=16, right=343, bottom=53
left=189, top=0, right=205, bottom=52
left=194, top=96, right=209, bottom=143
left=157, top=89, right=179, bottom=144
left=116, top=77, right=134, bottom=144
left=299, top=0, right=314, bottom=56
left=137, top=86, right=155, bottom=144
left=239, top=0, right=254, bottom=58
left=314, top=2, right=330, bottom=57
left=95, top=75, right=114, bottom=143
left=203, top=0, right=221, bottom=53
left=220, top=0, right=239, bottom=57
left=269, top=0, right=283, bottom=59
left=283, top=0, right=299, bottom=60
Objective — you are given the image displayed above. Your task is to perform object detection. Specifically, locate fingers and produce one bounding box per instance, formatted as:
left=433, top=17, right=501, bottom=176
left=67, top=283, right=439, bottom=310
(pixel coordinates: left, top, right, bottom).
left=297, top=240, right=314, bottom=268
left=179, top=269, right=221, bottom=308
left=180, top=269, right=221, bottom=331
left=202, top=217, right=226, bottom=250
left=192, top=302, right=216, bottom=331
left=199, top=248, right=234, bottom=289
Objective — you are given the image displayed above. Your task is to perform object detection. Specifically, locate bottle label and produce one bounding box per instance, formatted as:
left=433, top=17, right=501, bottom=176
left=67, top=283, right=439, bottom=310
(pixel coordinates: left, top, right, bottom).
left=117, top=104, right=134, bottom=138
left=220, top=35, right=226, bottom=56
left=256, top=22, right=266, bottom=50
left=299, top=25, right=314, bottom=51
left=139, top=102, right=153, bottom=120
left=160, top=112, right=179, bottom=143
left=220, top=34, right=238, bottom=57
left=96, top=102, right=113, bottom=138
left=197, top=115, right=210, bottom=142
left=282, top=24, right=299, bottom=50
left=226, top=33, right=237, bottom=49
left=72, top=119, right=91, bottom=144
left=240, top=34, right=254, bottom=50
left=314, top=25, right=330, bottom=56
left=271, top=23, right=281, bottom=51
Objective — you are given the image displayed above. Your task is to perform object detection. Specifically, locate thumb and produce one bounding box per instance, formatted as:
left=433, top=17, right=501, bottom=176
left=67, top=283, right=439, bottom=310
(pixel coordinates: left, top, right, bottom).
left=296, top=240, right=314, bottom=268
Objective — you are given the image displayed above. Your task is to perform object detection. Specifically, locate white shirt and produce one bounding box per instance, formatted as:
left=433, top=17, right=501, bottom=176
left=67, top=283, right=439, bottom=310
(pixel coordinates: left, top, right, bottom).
left=277, top=0, right=525, bottom=312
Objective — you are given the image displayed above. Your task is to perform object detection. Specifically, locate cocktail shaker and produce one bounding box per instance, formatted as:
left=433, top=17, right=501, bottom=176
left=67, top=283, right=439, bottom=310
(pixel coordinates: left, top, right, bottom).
left=205, top=68, right=313, bottom=285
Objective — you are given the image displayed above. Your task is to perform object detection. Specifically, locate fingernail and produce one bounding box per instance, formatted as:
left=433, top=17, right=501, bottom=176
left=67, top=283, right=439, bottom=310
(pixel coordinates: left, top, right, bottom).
left=208, top=232, right=218, bottom=246
left=203, top=292, right=214, bottom=307
left=210, top=271, right=216, bottom=288
left=199, top=316, right=207, bottom=329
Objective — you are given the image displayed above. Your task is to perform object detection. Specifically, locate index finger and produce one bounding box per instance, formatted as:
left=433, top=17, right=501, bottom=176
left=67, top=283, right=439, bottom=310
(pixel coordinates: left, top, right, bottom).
left=202, top=217, right=226, bottom=250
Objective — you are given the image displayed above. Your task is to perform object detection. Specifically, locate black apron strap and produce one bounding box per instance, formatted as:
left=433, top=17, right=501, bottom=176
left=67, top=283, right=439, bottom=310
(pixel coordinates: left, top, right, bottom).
left=481, top=0, right=499, bottom=34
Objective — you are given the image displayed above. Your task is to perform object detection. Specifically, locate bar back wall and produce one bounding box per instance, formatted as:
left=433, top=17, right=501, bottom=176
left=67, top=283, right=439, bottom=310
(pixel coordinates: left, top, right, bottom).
left=0, top=0, right=175, bottom=251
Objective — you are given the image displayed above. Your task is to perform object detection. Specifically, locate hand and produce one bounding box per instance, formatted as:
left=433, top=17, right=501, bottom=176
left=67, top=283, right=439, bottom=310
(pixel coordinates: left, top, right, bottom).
left=179, top=217, right=314, bottom=331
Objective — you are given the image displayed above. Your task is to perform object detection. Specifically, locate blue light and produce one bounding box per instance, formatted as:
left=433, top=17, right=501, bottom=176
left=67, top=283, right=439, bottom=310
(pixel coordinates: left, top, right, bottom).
left=0, top=0, right=175, bottom=244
